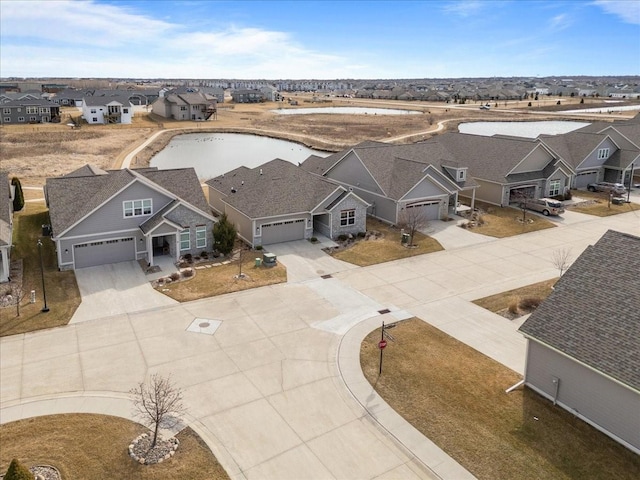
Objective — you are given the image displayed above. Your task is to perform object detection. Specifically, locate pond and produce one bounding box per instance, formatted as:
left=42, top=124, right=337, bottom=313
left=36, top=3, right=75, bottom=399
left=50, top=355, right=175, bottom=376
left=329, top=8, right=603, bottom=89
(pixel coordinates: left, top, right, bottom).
left=271, top=106, right=423, bottom=115
left=151, top=133, right=330, bottom=179
left=458, top=121, right=590, bottom=138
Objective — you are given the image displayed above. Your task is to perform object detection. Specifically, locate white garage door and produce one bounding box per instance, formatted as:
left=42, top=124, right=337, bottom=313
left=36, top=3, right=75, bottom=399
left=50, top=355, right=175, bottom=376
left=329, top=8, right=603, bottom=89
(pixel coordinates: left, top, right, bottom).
left=74, top=237, right=135, bottom=269
left=405, top=201, right=441, bottom=220
left=261, top=219, right=305, bottom=245
left=575, top=170, right=598, bottom=188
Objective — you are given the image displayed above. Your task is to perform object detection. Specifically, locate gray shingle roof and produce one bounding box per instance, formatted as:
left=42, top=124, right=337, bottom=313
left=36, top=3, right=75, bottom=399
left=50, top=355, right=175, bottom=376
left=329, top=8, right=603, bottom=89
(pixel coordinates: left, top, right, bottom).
left=206, top=159, right=342, bottom=218
left=46, top=165, right=209, bottom=235
left=519, top=230, right=640, bottom=391
left=83, top=94, right=133, bottom=107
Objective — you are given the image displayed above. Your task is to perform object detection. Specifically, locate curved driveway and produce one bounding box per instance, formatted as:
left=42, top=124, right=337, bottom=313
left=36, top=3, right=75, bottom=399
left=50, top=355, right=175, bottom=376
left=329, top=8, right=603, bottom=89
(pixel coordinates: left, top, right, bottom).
left=1, top=210, right=638, bottom=479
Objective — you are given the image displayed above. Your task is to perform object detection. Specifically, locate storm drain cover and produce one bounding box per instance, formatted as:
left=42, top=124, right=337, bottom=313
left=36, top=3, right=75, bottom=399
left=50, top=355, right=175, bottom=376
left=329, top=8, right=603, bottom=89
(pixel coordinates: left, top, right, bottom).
left=378, top=308, right=391, bottom=314
left=321, top=274, right=333, bottom=279
left=187, top=318, right=221, bottom=335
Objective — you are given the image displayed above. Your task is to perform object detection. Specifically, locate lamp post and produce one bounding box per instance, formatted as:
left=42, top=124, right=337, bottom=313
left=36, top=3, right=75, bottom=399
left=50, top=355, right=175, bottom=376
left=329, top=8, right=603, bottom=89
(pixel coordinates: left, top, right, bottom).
left=37, top=239, right=49, bottom=313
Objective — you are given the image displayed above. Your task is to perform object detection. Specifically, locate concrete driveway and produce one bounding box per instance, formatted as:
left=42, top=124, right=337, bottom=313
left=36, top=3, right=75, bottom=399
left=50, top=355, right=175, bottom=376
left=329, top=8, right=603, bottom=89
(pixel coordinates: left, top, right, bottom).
left=71, top=261, right=177, bottom=323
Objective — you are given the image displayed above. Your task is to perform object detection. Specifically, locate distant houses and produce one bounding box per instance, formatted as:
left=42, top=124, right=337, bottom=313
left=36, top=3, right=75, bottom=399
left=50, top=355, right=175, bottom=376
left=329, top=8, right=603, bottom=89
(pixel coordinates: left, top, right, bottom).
left=151, top=89, right=217, bottom=121
left=82, top=94, right=133, bottom=125
left=0, top=98, right=61, bottom=124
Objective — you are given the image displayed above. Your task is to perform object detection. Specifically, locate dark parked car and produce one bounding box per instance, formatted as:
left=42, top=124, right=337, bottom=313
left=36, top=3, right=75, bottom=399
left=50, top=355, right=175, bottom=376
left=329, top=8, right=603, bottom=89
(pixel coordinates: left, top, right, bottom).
left=587, top=182, right=626, bottom=195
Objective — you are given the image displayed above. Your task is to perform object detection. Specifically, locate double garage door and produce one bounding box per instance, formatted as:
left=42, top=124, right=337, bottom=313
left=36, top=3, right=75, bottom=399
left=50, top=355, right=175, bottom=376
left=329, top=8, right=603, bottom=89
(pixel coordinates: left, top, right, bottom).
left=260, top=219, right=305, bottom=245
left=575, top=170, right=598, bottom=189
left=74, top=237, right=135, bottom=269
left=405, top=201, right=441, bottom=220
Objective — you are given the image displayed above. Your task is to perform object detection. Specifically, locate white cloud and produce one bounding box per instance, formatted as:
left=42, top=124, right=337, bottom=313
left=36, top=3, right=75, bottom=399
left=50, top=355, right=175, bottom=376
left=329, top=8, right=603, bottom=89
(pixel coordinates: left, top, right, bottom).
left=549, top=13, right=572, bottom=31
left=441, top=1, right=485, bottom=17
left=593, top=0, right=640, bottom=25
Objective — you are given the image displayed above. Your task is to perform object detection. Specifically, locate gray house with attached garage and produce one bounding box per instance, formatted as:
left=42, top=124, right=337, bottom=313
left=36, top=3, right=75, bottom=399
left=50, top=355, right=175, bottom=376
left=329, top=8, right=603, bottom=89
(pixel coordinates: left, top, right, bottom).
left=45, top=165, right=216, bottom=270
left=302, top=140, right=479, bottom=224
left=206, top=159, right=369, bottom=247
left=518, top=230, right=640, bottom=454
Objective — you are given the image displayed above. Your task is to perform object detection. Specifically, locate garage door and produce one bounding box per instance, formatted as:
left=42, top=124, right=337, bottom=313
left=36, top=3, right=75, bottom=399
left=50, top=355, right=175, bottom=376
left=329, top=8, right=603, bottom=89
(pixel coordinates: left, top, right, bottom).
left=405, top=201, right=441, bottom=220
left=575, top=170, right=598, bottom=188
left=509, top=186, right=536, bottom=202
left=261, top=219, right=305, bottom=245
left=74, top=237, right=135, bottom=269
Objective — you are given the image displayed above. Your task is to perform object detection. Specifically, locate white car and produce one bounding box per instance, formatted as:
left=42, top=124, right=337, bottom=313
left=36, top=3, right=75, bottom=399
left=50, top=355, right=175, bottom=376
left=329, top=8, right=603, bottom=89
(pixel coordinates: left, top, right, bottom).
left=479, top=104, right=491, bottom=110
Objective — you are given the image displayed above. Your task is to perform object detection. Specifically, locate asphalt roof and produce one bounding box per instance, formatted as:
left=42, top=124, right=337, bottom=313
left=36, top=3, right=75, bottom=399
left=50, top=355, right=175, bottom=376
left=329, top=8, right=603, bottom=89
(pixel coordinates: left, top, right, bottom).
left=519, top=230, right=640, bottom=391
left=46, top=165, right=209, bottom=235
left=206, top=159, right=342, bottom=218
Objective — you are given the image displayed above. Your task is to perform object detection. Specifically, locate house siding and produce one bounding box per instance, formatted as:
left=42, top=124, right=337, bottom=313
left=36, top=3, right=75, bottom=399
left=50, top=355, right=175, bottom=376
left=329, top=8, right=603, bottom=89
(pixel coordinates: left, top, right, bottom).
left=463, top=179, right=503, bottom=205
left=164, top=205, right=214, bottom=255
left=63, top=183, right=174, bottom=237
left=327, top=152, right=385, bottom=195
left=208, top=186, right=228, bottom=214
left=223, top=206, right=254, bottom=245
left=329, top=196, right=367, bottom=237
left=576, top=137, right=617, bottom=170
left=525, top=340, right=640, bottom=452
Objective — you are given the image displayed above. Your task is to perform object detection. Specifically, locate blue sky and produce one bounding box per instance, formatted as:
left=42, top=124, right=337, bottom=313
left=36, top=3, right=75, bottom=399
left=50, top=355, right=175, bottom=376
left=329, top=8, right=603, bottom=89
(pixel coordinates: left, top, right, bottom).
left=1, top=0, right=639, bottom=79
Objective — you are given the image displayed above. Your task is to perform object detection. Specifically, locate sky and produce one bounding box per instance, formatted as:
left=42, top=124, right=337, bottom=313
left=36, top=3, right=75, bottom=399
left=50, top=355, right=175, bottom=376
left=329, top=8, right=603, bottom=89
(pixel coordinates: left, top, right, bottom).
left=1, top=0, right=639, bottom=80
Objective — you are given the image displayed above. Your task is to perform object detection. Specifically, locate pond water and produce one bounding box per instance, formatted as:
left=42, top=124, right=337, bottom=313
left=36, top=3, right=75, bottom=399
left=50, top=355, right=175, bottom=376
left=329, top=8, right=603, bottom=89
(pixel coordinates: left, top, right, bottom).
left=151, top=133, right=330, bottom=179
left=458, top=121, right=590, bottom=138
left=271, top=106, right=422, bottom=115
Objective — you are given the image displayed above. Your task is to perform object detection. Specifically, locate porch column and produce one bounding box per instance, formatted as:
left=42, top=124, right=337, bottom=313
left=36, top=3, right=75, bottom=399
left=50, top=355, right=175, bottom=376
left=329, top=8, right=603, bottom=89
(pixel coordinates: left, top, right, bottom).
left=471, top=188, right=476, bottom=210
left=146, top=236, right=154, bottom=266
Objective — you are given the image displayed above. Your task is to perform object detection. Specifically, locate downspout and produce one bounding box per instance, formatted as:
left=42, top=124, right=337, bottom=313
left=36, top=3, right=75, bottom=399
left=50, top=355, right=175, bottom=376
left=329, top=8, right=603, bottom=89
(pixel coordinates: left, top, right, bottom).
left=505, top=380, right=524, bottom=393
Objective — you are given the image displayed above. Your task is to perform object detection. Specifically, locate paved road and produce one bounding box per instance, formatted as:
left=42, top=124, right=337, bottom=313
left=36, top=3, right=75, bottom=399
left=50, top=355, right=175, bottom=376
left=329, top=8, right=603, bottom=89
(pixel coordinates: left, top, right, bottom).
left=1, top=210, right=638, bottom=479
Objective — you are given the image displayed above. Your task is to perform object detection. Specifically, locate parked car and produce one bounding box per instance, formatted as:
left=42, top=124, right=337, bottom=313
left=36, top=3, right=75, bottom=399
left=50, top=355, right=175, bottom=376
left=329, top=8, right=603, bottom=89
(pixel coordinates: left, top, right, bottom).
left=522, top=198, right=565, bottom=216
left=587, top=182, right=626, bottom=195
left=479, top=104, right=491, bottom=110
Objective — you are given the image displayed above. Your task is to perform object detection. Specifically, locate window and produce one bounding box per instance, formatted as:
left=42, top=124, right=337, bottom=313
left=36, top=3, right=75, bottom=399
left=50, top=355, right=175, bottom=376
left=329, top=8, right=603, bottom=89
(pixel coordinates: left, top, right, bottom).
left=458, top=169, right=466, bottom=181
left=123, top=108, right=129, bottom=114
left=180, top=106, right=187, bottom=111
left=2, top=108, right=10, bottom=114
left=123, top=199, right=152, bottom=217
left=3, top=117, right=10, bottom=123
left=39, top=107, right=49, bottom=114
left=597, top=148, right=610, bottom=159
left=29, top=116, right=36, bottom=122
left=18, top=117, right=24, bottom=122
left=26, top=106, right=37, bottom=114
left=549, top=179, right=561, bottom=196
left=92, top=117, right=98, bottom=122
left=340, top=209, right=356, bottom=226
left=90, top=109, right=97, bottom=114
left=196, top=226, right=206, bottom=248
left=180, top=229, right=190, bottom=251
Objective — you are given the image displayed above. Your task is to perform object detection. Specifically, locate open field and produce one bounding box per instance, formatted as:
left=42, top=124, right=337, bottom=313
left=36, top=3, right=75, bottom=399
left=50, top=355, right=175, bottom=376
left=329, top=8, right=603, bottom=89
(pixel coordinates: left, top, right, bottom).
left=2, top=96, right=633, bottom=187
left=361, top=318, right=640, bottom=480
left=0, top=414, right=229, bottom=480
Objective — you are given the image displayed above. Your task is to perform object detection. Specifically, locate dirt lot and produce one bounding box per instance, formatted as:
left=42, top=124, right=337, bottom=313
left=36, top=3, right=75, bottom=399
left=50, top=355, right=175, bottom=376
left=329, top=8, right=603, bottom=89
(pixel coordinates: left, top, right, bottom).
left=1, top=96, right=634, bottom=187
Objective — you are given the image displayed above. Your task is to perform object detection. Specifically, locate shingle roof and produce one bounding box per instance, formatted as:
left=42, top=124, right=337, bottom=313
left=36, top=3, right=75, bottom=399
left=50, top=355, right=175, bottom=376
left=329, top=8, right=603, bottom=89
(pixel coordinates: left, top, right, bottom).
left=46, top=165, right=209, bottom=235
left=83, top=94, right=132, bottom=106
left=519, top=230, right=640, bottom=391
left=206, top=159, right=342, bottom=218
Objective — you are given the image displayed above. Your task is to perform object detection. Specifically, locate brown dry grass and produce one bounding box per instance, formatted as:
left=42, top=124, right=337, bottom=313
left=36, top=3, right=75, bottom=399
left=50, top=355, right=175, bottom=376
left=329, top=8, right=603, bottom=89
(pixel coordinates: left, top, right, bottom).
left=567, top=190, right=640, bottom=216
left=361, top=318, right=640, bottom=480
left=0, top=414, right=229, bottom=480
left=460, top=201, right=557, bottom=237
left=156, top=261, right=286, bottom=302
left=330, top=217, right=443, bottom=266
left=472, top=278, right=557, bottom=314
left=0, top=202, right=81, bottom=337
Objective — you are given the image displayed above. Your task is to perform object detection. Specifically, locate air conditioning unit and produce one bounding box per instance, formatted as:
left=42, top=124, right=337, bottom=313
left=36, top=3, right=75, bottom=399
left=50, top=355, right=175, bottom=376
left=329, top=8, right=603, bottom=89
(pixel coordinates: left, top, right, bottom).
left=262, top=252, right=277, bottom=267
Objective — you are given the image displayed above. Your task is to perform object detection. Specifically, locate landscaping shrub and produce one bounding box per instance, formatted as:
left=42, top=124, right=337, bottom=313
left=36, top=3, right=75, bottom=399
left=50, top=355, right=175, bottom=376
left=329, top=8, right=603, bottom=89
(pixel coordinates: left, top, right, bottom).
left=508, top=297, right=520, bottom=315
left=255, top=245, right=263, bottom=250
left=169, top=272, right=180, bottom=282
left=310, top=237, right=318, bottom=243
left=11, top=177, right=24, bottom=212
left=338, top=234, right=348, bottom=242
left=182, top=269, right=194, bottom=278
left=183, top=253, right=193, bottom=263
left=200, top=251, right=208, bottom=259
left=357, top=231, right=366, bottom=238
left=519, top=296, right=542, bottom=311
left=213, top=213, right=237, bottom=255
left=564, top=190, right=572, bottom=200
left=4, top=458, right=33, bottom=480
left=178, top=261, right=190, bottom=268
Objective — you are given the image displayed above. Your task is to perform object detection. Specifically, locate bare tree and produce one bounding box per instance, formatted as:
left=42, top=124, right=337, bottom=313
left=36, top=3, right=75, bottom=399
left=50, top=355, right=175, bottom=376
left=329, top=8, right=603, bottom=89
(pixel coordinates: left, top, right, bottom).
left=13, top=285, right=29, bottom=317
left=551, top=248, right=572, bottom=277
left=130, top=374, right=185, bottom=448
left=398, top=205, right=430, bottom=247
left=513, top=189, right=536, bottom=224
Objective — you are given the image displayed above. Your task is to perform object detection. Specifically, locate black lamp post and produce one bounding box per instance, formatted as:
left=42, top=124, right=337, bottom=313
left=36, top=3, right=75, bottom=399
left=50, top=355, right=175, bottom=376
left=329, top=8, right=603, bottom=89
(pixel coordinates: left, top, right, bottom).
left=37, top=239, right=49, bottom=313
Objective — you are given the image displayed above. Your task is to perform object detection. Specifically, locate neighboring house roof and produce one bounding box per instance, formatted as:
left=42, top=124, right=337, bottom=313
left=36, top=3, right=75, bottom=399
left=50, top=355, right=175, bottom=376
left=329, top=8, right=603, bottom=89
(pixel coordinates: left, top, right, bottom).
left=0, top=172, right=12, bottom=247
left=540, top=132, right=608, bottom=169
left=83, top=94, right=132, bottom=107
left=46, top=166, right=209, bottom=236
left=0, top=98, right=57, bottom=107
left=519, top=230, right=640, bottom=391
left=206, top=159, right=345, bottom=218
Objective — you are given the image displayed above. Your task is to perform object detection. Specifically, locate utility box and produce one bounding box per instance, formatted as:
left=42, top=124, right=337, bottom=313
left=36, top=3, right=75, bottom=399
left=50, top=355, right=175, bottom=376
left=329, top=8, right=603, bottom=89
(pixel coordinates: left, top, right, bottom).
left=401, top=233, right=410, bottom=244
left=42, top=224, right=52, bottom=236
left=262, top=252, right=277, bottom=267
left=255, top=257, right=262, bottom=267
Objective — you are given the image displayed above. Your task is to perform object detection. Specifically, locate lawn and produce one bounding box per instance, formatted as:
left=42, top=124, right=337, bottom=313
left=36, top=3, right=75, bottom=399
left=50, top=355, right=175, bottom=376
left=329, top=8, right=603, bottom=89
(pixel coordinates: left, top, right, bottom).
left=458, top=201, right=557, bottom=238
left=472, top=278, right=557, bottom=316
left=330, top=218, right=443, bottom=266
left=0, top=202, right=81, bottom=337
left=361, top=319, right=640, bottom=480
left=0, top=414, right=229, bottom=479
left=566, top=190, right=640, bottom=216
left=156, top=259, right=287, bottom=302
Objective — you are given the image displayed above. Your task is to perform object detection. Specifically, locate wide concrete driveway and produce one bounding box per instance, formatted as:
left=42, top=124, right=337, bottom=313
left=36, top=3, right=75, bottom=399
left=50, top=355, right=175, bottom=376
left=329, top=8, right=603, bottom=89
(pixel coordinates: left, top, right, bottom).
left=1, top=210, right=638, bottom=479
left=71, top=261, right=177, bottom=323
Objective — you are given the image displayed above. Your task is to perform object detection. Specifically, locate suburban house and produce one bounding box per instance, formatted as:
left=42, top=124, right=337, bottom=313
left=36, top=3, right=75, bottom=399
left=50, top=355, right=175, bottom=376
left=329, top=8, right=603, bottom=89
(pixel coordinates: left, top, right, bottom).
left=45, top=165, right=216, bottom=270
left=0, top=99, right=61, bottom=124
left=82, top=95, right=133, bottom=124
left=302, top=139, right=481, bottom=225
left=430, top=133, right=575, bottom=206
left=518, top=230, right=640, bottom=454
left=206, top=159, right=369, bottom=246
left=152, top=91, right=217, bottom=121
left=231, top=89, right=264, bottom=103
left=0, top=173, right=14, bottom=283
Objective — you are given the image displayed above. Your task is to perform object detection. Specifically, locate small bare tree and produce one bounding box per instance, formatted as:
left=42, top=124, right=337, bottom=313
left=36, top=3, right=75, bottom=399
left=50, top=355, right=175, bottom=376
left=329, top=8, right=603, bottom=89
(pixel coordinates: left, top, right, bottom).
left=13, top=285, right=29, bottom=317
left=398, top=205, right=430, bottom=247
left=130, top=373, right=185, bottom=448
left=551, top=248, right=572, bottom=277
